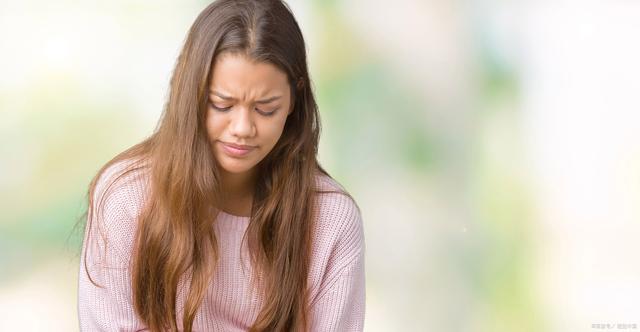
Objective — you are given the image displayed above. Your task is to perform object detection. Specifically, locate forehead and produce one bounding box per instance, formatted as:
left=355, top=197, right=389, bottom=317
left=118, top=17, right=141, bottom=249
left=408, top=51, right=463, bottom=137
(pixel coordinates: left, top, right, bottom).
left=209, top=53, right=290, bottom=94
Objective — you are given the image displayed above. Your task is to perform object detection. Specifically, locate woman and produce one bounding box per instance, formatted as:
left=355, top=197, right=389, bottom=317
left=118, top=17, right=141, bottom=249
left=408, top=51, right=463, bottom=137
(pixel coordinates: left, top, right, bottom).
left=77, top=0, right=365, bottom=331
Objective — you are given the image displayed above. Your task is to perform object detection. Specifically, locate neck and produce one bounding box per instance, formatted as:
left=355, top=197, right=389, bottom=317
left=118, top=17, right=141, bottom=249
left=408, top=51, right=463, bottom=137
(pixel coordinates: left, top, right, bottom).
left=218, top=168, right=257, bottom=217
left=220, top=169, right=256, bottom=196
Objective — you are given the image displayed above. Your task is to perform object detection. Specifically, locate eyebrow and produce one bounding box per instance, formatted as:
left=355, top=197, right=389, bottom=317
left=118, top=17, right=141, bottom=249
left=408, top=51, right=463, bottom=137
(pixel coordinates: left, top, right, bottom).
left=210, top=90, right=282, bottom=104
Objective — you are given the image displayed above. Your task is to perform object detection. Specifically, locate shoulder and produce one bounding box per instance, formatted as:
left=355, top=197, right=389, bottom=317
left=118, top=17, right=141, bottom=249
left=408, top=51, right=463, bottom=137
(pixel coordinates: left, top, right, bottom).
left=93, top=157, right=150, bottom=217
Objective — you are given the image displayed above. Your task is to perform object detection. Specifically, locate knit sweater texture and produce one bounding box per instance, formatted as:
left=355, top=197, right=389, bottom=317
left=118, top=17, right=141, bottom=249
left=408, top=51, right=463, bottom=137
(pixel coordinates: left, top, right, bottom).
left=77, top=160, right=366, bottom=331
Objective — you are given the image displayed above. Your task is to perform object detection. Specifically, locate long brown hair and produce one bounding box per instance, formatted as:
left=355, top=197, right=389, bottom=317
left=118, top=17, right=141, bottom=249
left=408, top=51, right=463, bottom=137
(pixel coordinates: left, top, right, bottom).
left=80, top=0, right=338, bottom=330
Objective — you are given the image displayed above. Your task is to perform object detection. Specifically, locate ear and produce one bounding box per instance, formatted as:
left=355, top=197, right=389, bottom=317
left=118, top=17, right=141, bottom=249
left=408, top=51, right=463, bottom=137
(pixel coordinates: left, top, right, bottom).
left=287, top=91, right=295, bottom=116
left=288, top=77, right=304, bottom=116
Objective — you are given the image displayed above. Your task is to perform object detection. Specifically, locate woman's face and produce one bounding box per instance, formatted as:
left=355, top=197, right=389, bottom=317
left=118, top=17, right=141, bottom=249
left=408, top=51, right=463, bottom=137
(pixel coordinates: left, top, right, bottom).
left=206, top=52, right=292, bottom=175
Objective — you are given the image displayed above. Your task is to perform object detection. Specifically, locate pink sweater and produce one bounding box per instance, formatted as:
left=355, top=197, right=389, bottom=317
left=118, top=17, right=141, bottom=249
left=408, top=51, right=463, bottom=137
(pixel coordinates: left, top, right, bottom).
left=77, top=161, right=366, bottom=331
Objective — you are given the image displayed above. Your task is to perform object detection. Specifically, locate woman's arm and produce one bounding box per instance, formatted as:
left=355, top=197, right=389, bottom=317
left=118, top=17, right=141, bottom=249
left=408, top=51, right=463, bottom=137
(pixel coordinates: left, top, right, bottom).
left=77, top=165, right=148, bottom=331
left=308, top=192, right=366, bottom=332
left=78, top=257, right=147, bottom=331
left=309, top=248, right=366, bottom=331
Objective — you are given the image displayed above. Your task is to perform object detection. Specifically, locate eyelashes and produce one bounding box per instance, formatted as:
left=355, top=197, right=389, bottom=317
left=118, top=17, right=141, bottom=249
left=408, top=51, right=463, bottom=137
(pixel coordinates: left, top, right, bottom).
left=208, top=101, right=276, bottom=116
left=210, top=103, right=231, bottom=112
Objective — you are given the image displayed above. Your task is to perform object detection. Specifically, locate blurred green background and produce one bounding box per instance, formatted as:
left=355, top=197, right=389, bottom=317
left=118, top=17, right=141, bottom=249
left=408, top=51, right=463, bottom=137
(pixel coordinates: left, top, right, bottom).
left=1, top=0, right=639, bottom=331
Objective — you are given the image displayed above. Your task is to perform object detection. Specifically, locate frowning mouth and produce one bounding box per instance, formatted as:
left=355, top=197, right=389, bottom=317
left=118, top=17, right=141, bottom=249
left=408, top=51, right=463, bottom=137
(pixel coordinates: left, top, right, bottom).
left=219, top=141, right=256, bottom=157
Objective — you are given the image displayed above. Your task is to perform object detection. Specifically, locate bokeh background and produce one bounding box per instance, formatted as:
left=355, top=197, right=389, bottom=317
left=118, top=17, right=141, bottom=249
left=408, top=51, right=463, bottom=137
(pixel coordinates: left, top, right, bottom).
left=1, top=0, right=639, bottom=331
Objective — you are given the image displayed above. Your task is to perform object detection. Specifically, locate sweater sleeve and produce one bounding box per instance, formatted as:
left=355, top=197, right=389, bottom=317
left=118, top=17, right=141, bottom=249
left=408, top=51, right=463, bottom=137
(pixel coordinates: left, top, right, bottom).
left=308, top=193, right=366, bottom=332
left=77, top=164, right=149, bottom=332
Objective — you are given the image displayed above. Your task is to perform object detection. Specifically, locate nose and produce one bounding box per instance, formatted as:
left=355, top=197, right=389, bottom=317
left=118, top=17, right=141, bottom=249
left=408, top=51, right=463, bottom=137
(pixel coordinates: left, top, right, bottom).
left=229, top=106, right=256, bottom=138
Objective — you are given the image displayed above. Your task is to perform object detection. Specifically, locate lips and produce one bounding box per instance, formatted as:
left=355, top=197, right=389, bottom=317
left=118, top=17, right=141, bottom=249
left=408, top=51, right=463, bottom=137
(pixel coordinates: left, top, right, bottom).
left=219, top=141, right=256, bottom=157
left=222, top=142, right=256, bottom=149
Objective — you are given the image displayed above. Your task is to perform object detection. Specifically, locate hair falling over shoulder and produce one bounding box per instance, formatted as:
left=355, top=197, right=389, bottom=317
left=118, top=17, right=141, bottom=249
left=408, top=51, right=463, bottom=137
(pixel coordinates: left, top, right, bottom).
left=78, top=0, right=342, bottom=331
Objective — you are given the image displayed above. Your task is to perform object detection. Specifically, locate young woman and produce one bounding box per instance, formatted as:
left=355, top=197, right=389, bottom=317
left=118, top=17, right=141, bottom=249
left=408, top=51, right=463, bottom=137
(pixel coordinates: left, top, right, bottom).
left=77, top=0, right=365, bottom=331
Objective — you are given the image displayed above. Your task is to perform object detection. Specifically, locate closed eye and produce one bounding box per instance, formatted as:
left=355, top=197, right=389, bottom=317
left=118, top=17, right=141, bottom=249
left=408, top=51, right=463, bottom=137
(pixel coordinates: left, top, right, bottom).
left=209, top=101, right=231, bottom=112
left=209, top=100, right=278, bottom=116
left=256, top=108, right=277, bottom=116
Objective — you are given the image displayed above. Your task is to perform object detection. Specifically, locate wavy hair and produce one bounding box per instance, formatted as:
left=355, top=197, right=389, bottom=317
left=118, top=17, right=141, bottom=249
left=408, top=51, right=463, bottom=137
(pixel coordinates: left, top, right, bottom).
left=79, top=0, right=342, bottom=330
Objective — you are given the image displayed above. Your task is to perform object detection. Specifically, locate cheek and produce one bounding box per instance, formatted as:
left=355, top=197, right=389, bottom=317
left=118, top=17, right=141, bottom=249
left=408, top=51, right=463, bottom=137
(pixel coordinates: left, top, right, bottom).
left=205, top=112, right=225, bottom=139
left=262, top=115, right=288, bottom=143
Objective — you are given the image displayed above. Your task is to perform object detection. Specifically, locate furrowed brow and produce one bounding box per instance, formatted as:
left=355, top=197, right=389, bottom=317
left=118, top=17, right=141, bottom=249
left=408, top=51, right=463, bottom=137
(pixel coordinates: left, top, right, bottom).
left=210, top=90, right=281, bottom=104
left=255, top=96, right=282, bottom=104
left=210, top=90, right=234, bottom=100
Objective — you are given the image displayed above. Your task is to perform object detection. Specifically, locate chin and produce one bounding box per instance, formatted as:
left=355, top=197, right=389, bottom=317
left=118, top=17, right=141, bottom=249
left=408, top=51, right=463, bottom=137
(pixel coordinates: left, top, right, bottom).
left=216, top=157, right=258, bottom=174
